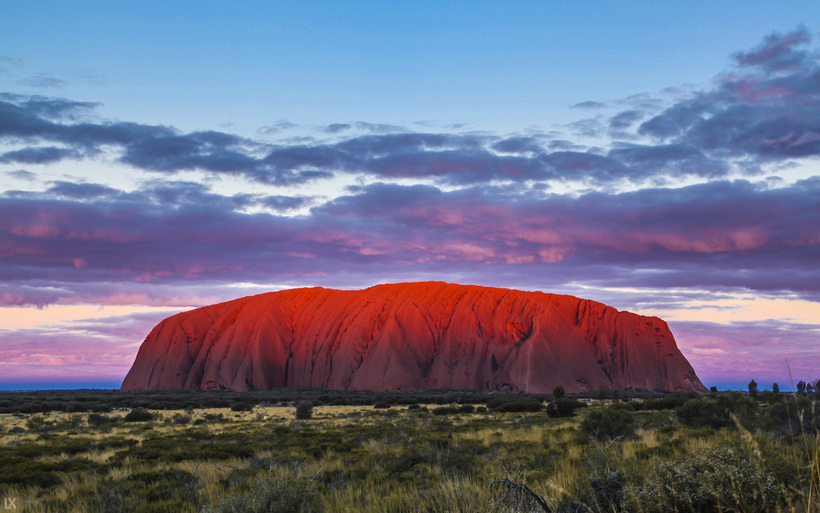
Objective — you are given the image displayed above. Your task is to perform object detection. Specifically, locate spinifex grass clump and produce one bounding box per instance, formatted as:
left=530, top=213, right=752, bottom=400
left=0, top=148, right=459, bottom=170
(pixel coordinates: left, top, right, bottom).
left=624, top=440, right=793, bottom=512
left=204, top=474, right=323, bottom=513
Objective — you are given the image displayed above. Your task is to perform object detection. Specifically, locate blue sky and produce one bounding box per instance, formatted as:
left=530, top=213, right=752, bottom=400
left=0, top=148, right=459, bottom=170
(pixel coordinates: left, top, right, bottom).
left=1, top=2, right=819, bottom=390
left=3, top=1, right=816, bottom=134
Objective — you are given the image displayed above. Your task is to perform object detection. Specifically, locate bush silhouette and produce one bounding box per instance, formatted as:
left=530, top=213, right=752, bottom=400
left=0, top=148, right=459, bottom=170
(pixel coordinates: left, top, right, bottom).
left=124, top=407, right=154, bottom=422
left=546, top=398, right=586, bottom=418
left=295, top=400, right=313, bottom=420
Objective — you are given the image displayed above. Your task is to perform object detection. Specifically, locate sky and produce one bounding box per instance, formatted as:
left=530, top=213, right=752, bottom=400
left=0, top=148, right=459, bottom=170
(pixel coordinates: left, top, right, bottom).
left=1, top=1, right=819, bottom=390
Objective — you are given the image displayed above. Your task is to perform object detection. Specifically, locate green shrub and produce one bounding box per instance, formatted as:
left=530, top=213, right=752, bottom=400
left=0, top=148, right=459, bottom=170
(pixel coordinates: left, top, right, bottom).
left=641, top=392, right=699, bottom=411
left=432, top=406, right=459, bottom=416
left=676, top=392, right=758, bottom=430
left=676, top=397, right=731, bottom=429
left=553, top=385, right=566, bottom=399
left=231, top=402, right=254, bottom=412
left=206, top=475, right=323, bottom=513
left=124, top=407, right=154, bottom=422
left=546, top=398, right=586, bottom=418
left=172, top=413, right=192, bottom=425
left=486, top=396, right=543, bottom=413
left=295, top=401, right=313, bottom=420
left=581, top=407, right=635, bottom=441
left=88, top=412, right=112, bottom=427
left=26, top=415, right=50, bottom=431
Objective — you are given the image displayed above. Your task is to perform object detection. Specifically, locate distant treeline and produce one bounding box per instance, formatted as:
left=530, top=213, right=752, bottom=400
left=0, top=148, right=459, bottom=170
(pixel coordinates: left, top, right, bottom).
left=2, top=384, right=816, bottom=416
left=0, top=387, right=675, bottom=414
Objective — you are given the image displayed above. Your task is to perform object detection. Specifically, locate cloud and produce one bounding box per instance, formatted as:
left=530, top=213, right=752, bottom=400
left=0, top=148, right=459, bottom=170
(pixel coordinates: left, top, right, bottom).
left=14, top=74, right=68, bottom=89
left=0, top=93, right=100, bottom=121
left=353, top=121, right=406, bottom=133
left=258, top=195, right=312, bottom=211
left=258, top=121, right=298, bottom=134
left=639, top=27, right=820, bottom=160
left=733, top=25, right=812, bottom=72
left=607, top=143, right=729, bottom=180
left=571, top=100, right=605, bottom=109
left=46, top=181, right=123, bottom=200
left=5, top=169, right=37, bottom=181
left=0, top=146, right=80, bottom=164
left=323, top=123, right=351, bottom=133
left=3, top=28, right=818, bottom=189
left=1, top=176, right=818, bottom=309
left=609, top=110, right=643, bottom=131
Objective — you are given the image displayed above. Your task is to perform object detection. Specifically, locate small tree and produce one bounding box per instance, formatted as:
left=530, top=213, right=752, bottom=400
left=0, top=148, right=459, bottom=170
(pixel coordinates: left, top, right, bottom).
left=553, top=385, right=566, bottom=399
left=295, top=400, right=313, bottom=420
left=748, top=379, right=759, bottom=399
left=772, top=382, right=780, bottom=394
left=797, top=381, right=807, bottom=394
left=598, top=386, right=608, bottom=405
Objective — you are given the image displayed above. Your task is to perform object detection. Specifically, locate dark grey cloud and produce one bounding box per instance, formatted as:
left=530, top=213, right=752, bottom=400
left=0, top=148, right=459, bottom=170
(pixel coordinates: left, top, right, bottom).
left=608, top=144, right=730, bottom=180
left=258, top=195, right=311, bottom=211
left=492, top=136, right=544, bottom=154
left=46, top=181, right=122, bottom=200
left=0, top=146, right=80, bottom=164
left=0, top=95, right=173, bottom=148
left=0, top=93, right=99, bottom=121
left=733, top=25, right=812, bottom=72
left=571, top=100, right=605, bottom=109
left=121, top=132, right=254, bottom=172
left=323, top=123, right=351, bottom=133
left=609, top=109, right=643, bottom=131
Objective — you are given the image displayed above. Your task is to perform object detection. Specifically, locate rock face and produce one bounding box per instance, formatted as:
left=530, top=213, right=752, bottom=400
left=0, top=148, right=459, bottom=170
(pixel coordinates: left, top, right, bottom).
left=121, top=282, right=706, bottom=393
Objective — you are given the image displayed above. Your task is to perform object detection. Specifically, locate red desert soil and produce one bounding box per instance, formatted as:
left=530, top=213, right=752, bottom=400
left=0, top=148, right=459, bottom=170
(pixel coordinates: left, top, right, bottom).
left=121, top=282, right=706, bottom=393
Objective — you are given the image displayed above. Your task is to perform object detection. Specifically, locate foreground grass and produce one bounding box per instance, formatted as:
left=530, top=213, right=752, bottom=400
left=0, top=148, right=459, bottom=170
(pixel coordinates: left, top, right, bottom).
left=0, top=394, right=818, bottom=512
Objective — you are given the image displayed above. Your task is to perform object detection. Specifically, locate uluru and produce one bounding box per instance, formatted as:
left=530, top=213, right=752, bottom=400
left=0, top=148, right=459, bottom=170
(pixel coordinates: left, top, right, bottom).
left=121, top=282, right=706, bottom=393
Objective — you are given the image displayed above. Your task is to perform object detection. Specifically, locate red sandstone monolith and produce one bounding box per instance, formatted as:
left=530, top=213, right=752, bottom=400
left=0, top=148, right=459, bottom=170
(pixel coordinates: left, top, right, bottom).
left=121, top=282, right=706, bottom=393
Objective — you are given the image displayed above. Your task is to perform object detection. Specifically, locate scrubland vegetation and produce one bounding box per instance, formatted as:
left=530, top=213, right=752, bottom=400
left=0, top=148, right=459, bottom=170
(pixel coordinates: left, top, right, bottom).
left=0, top=386, right=818, bottom=512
